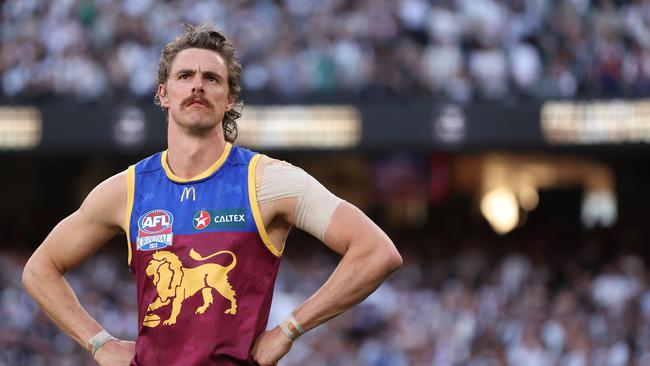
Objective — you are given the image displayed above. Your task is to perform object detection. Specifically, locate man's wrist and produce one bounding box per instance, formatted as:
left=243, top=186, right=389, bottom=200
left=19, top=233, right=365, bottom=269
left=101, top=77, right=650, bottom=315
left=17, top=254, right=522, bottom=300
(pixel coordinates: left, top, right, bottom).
left=87, top=329, right=117, bottom=358
left=278, top=314, right=304, bottom=341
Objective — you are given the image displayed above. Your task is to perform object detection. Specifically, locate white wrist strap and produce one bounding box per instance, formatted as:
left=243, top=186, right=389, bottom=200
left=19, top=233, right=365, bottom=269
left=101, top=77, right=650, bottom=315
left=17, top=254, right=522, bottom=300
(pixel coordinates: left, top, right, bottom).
left=88, top=330, right=117, bottom=358
left=279, top=314, right=305, bottom=341
left=279, top=321, right=298, bottom=340
left=288, top=314, right=305, bottom=334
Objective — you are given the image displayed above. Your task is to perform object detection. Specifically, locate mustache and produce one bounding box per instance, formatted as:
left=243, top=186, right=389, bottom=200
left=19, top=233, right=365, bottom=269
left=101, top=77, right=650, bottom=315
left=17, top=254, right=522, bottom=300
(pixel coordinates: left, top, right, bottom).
left=183, top=96, right=212, bottom=108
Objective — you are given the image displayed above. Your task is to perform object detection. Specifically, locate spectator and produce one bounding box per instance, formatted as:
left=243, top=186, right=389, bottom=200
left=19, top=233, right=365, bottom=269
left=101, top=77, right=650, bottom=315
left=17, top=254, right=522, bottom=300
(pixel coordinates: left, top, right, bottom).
left=3, top=226, right=650, bottom=365
left=5, top=0, right=650, bottom=102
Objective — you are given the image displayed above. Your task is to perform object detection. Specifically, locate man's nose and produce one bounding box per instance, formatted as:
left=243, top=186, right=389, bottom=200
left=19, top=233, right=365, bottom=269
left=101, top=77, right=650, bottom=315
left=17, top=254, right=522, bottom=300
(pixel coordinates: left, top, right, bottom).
left=191, top=76, right=204, bottom=92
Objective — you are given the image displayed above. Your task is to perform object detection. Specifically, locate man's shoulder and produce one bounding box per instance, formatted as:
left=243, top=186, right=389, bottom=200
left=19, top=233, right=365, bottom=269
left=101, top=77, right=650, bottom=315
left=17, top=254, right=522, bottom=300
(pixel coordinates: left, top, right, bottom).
left=228, top=145, right=297, bottom=174
left=77, top=169, right=128, bottom=228
left=133, top=151, right=164, bottom=174
left=254, top=153, right=293, bottom=168
left=229, top=144, right=270, bottom=166
left=253, top=154, right=303, bottom=189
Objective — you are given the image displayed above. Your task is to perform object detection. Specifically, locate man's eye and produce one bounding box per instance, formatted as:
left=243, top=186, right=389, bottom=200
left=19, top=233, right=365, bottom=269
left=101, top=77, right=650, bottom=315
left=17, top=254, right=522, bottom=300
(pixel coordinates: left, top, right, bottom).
left=180, top=74, right=190, bottom=80
left=208, top=76, right=217, bottom=82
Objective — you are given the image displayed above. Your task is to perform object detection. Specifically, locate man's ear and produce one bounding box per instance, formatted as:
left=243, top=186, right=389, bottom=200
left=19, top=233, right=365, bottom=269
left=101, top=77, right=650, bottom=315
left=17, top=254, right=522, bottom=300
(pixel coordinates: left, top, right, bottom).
left=225, top=95, right=235, bottom=112
left=158, top=84, right=169, bottom=108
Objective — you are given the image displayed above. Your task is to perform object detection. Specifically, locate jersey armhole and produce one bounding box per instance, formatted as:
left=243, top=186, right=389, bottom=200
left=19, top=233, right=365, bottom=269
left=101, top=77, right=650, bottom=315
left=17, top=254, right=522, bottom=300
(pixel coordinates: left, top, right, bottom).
left=248, top=154, right=284, bottom=257
left=125, top=165, right=136, bottom=266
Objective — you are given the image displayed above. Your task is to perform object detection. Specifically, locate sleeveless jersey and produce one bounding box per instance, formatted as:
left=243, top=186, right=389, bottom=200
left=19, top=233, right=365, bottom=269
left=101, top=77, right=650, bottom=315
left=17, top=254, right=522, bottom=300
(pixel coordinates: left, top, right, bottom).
left=125, top=143, right=283, bottom=366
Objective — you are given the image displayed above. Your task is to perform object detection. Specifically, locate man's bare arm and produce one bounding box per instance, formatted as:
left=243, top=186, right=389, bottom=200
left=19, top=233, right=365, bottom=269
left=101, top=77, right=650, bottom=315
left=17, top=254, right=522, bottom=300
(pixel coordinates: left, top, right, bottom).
left=22, top=172, right=126, bottom=351
left=290, top=201, right=402, bottom=329
left=250, top=158, right=402, bottom=365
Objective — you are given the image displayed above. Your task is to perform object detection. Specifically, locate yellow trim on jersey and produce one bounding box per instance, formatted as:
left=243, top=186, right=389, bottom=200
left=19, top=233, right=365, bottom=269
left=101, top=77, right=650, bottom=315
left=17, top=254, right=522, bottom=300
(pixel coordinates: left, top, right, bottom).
left=248, top=154, right=283, bottom=257
left=161, top=143, right=232, bottom=183
left=125, top=165, right=135, bottom=266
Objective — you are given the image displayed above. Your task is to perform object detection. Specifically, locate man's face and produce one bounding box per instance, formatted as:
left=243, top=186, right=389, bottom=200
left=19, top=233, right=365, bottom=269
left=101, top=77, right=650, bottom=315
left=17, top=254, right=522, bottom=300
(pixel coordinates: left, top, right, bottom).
left=158, top=48, right=234, bottom=134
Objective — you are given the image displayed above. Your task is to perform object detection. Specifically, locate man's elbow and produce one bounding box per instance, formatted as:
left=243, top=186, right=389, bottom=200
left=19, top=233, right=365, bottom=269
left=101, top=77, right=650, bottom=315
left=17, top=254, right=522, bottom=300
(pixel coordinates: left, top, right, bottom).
left=22, top=258, right=37, bottom=294
left=387, top=249, right=403, bottom=272
left=22, top=254, right=56, bottom=294
left=377, top=243, right=403, bottom=274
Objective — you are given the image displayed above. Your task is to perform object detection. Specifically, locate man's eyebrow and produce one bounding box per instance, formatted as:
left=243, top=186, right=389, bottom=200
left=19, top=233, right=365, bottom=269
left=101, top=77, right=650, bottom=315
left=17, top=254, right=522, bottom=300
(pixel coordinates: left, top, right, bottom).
left=174, top=69, right=196, bottom=76
left=202, top=71, right=223, bottom=80
left=173, top=69, right=223, bottom=79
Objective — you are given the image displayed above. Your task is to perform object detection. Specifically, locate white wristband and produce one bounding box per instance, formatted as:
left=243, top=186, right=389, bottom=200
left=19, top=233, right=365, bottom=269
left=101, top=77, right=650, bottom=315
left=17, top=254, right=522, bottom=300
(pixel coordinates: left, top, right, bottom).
left=88, top=330, right=117, bottom=358
left=279, top=321, right=298, bottom=340
left=279, top=314, right=305, bottom=341
left=287, top=314, right=304, bottom=335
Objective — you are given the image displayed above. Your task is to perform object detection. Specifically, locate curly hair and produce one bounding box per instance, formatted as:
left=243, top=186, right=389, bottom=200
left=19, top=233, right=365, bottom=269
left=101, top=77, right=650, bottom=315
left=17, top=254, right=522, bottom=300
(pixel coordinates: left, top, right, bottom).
left=154, top=23, right=242, bottom=143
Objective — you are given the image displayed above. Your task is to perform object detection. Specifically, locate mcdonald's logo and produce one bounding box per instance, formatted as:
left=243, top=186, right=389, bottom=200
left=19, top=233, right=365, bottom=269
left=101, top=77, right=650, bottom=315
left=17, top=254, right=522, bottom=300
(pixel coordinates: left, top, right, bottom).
left=181, top=187, right=196, bottom=202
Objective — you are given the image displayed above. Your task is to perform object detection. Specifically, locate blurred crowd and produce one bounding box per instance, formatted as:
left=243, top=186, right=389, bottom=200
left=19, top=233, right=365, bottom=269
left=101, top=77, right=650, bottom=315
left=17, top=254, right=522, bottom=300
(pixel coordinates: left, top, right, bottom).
left=0, top=252, right=137, bottom=366
left=274, top=232, right=650, bottom=366
left=2, top=228, right=650, bottom=365
left=4, top=0, right=650, bottom=103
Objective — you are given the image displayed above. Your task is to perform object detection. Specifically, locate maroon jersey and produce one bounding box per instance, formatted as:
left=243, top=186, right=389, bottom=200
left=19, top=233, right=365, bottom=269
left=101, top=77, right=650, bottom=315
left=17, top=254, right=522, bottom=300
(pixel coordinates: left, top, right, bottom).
left=125, top=144, right=283, bottom=365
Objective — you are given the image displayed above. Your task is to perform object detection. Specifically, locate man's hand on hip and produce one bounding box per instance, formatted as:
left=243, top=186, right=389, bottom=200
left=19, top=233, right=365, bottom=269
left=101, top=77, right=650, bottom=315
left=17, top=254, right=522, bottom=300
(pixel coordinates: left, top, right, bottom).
left=250, top=326, right=293, bottom=366
left=93, top=339, right=135, bottom=366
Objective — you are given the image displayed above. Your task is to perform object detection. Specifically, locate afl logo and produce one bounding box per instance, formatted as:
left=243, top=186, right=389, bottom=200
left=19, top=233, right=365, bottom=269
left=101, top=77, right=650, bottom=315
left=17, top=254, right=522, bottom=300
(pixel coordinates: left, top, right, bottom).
left=139, top=209, right=174, bottom=234
left=193, top=210, right=211, bottom=230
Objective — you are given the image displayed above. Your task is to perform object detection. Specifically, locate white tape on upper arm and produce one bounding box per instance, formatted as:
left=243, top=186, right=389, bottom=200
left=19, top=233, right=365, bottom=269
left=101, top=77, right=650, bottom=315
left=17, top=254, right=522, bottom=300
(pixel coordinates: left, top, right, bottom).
left=257, top=164, right=307, bottom=203
left=258, top=164, right=343, bottom=241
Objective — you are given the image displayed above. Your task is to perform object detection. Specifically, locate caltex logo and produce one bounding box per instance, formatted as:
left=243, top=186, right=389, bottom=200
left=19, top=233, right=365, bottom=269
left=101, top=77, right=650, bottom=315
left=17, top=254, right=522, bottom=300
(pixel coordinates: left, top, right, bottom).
left=193, top=210, right=211, bottom=230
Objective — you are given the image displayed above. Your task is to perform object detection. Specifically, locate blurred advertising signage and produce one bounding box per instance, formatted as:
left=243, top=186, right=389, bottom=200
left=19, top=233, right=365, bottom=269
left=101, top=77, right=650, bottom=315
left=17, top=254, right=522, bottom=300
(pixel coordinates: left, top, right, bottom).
left=113, top=106, right=147, bottom=148
left=237, top=105, right=361, bottom=149
left=0, top=106, right=42, bottom=150
left=541, top=99, right=650, bottom=144
left=432, top=104, right=467, bottom=146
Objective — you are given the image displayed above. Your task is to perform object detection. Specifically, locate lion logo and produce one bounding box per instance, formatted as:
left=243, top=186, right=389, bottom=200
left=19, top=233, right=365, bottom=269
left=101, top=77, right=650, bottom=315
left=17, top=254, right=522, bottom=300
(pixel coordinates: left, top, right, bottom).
left=144, top=248, right=237, bottom=327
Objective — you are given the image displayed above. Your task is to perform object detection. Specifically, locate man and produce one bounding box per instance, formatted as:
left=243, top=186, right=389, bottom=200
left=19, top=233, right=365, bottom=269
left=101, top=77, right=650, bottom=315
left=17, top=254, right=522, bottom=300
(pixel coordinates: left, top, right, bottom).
left=22, top=23, right=402, bottom=366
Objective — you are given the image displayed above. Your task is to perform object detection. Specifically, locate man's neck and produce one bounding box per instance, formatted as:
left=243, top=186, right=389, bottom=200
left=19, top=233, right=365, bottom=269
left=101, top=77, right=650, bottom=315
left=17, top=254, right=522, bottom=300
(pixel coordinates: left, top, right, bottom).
left=166, top=121, right=228, bottom=179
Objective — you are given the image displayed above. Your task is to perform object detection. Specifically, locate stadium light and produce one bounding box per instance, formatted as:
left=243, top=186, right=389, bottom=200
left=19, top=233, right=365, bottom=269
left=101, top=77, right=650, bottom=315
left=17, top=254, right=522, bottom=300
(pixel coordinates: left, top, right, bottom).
left=517, top=185, right=539, bottom=212
left=0, top=106, right=42, bottom=150
left=541, top=99, right=650, bottom=144
left=237, top=105, right=361, bottom=149
left=480, top=187, right=519, bottom=235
